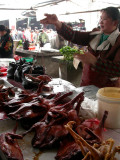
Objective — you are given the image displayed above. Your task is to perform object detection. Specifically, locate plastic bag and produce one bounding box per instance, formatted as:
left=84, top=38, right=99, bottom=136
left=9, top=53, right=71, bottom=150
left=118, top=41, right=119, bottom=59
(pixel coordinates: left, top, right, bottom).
left=79, top=97, right=98, bottom=119
left=7, top=62, right=17, bottom=79
left=14, top=65, right=22, bottom=82
left=16, top=58, right=26, bottom=66
left=23, top=40, right=29, bottom=50
left=32, top=66, right=45, bottom=75
left=22, top=65, right=32, bottom=78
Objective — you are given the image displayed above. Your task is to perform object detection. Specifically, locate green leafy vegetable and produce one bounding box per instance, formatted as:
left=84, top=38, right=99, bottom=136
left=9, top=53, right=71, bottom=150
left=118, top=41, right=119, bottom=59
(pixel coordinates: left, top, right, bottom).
left=60, top=46, right=84, bottom=61
left=59, top=46, right=78, bottom=61
left=79, top=50, right=84, bottom=54
left=18, top=40, right=23, bottom=46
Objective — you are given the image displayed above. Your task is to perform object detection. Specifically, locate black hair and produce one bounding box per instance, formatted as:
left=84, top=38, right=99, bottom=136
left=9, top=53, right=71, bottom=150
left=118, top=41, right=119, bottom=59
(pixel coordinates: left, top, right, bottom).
left=0, top=25, right=10, bottom=34
left=67, top=23, right=72, bottom=27
left=18, top=27, right=22, bottom=31
left=7, top=29, right=10, bottom=34
left=39, top=29, right=43, bottom=32
left=101, top=7, right=120, bottom=22
left=0, top=25, right=6, bottom=31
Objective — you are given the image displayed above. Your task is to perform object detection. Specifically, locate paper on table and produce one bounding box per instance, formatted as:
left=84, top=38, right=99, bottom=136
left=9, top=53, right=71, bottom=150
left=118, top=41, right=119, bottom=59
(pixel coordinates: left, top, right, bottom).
left=73, top=57, right=81, bottom=70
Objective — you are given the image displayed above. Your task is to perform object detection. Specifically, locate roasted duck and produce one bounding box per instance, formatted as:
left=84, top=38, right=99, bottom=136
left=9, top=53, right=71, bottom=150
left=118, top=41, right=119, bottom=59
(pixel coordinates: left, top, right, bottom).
left=0, top=124, right=23, bottom=160
left=56, top=138, right=84, bottom=160
left=25, top=74, right=52, bottom=83
left=7, top=91, right=73, bottom=129
left=0, top=87, right=15, bottom=102
left=22, top=92, right=84, bottom=149
left=56, top=111, right=108, bottom=160
left=0, top=84, right=111, bottom=160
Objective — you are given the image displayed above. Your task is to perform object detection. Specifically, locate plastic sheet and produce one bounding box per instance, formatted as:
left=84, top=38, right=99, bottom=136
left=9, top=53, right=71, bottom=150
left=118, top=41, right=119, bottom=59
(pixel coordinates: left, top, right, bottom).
left=79, top=97, right=98, bottom=119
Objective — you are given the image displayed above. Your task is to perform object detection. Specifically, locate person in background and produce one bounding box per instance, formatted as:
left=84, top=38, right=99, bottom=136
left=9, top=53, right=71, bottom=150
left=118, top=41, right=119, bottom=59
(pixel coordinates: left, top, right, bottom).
left=41, top=7, right=120, bottom=88
left=24, top=27, right=31, bottom=42
left=33, top=29, right=38, bottom=45
left=51, top=33, right=65, bottom=49
left=31, top=30, right=34, bottom=43
left=0, top=25, right=13, bottom=58
left=47, top=29, right=54, bottom=40
left=17, top=27, right=23, bottom=41
left=39, top=29, right=49, bottom=46
left=22, top=28, right=26, bottom=41
left=11, top=29, right=17, bottom=40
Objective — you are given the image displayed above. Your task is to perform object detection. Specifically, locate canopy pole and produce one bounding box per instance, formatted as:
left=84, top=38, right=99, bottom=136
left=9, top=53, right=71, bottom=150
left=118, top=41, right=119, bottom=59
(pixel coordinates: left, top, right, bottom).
left=0, top=8, right=37, bottom=10
left=60, top=7, right=120, bottom=15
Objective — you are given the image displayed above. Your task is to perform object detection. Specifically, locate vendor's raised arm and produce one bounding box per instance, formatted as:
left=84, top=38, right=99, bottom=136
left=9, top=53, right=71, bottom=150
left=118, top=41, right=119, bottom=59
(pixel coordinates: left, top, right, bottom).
left=40, top=14, right=62, bottom=30
left=40, top=14, right=91, bottom=46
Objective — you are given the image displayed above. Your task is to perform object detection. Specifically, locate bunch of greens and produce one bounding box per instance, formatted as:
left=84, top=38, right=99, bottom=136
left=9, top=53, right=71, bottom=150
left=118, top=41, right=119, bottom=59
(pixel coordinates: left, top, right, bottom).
left=79, top=50, right=84, bottom=54
left=18, top=40, right=23, bottom=46
left=59, top=46, right=78, bottom=61
left=60, top=46, right=84, bottom=61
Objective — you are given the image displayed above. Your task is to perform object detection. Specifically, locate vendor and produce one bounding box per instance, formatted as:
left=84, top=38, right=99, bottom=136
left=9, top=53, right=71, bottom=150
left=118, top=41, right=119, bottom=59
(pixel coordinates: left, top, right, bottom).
left=40, top=7, right=120, bottom=88
left=0, top=25, right=13, bottom=58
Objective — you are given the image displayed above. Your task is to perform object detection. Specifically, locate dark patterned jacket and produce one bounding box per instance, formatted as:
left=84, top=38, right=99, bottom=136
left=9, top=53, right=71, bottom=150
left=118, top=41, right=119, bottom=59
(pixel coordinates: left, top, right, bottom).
left=0, top=33, right=13, bottom=58
left=57, top=23, right=120, bottom=87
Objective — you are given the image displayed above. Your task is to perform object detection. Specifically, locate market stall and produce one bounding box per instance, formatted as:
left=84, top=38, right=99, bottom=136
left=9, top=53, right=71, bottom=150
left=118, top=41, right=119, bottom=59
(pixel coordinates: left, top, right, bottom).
left=0, top=1, right=120, bottom=160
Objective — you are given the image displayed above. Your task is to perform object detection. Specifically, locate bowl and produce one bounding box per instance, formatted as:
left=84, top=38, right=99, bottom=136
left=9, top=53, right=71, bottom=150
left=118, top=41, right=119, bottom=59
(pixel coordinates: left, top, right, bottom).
left=96, top=87, right=120, bottom=128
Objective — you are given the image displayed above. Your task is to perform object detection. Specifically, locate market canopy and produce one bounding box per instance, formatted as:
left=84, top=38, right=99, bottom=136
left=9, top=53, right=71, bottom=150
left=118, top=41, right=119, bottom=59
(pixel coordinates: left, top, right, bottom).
left=0, top=0, right=120, bottom=9
left=0, top=0, right=120, bottom=14
left=0, top=0, right=120, bottom=30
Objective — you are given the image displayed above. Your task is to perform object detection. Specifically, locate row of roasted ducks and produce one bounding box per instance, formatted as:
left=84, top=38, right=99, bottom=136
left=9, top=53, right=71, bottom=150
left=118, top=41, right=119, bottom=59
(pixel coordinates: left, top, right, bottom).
left=0, top=82, right=120, bottom=160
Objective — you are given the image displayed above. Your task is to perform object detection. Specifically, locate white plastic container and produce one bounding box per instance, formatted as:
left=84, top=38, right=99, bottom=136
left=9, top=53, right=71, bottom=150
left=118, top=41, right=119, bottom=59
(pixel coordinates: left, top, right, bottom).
left=96, top=87, right=120, bottom=128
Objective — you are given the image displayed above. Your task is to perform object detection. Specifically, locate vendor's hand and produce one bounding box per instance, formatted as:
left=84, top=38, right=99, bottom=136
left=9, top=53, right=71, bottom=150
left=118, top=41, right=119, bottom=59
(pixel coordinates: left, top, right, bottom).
left=74, top=51, right=97, bottom=66
left=40, top=14, right=62, bottom=30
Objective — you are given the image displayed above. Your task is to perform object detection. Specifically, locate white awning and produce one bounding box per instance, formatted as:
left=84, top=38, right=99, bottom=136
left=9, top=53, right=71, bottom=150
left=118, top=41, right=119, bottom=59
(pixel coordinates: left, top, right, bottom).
left=0, top=0, right=119, bottom=30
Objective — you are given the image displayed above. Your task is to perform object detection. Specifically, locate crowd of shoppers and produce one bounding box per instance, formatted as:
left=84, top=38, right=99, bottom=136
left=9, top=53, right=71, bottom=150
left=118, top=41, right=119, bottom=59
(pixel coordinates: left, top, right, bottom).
left=10, top=27, right=68, bottom=49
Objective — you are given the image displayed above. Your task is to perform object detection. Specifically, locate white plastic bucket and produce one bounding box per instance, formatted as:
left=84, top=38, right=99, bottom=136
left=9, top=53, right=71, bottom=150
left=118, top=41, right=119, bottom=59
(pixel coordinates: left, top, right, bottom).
left=96, top=87, right=120, bottom=128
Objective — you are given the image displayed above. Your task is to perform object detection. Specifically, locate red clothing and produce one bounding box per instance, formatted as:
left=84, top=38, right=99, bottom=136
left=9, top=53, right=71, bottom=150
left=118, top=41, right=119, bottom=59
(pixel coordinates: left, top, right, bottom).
left=57, top=23, right=120, bottom=88
left=31, top=33, right=33, bottom=42
left=81, top=63, right=119, bottom=87
left=22, top=31, right=25, bottom=40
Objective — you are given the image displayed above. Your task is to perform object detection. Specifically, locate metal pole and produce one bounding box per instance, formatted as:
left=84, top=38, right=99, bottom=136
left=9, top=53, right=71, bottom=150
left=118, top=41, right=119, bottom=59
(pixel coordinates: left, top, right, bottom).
left=0, top=8, right=36, bottom=10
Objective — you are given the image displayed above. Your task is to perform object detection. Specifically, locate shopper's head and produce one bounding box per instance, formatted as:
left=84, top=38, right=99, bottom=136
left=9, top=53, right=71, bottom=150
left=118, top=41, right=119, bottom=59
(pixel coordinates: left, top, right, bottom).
left=18, top=27, right=22, bottom=31
left=0, top=25, right=10, bottom=36
left=40, top=29, right=43, bottom=33
left=99, top=7, right=120, bottom=34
